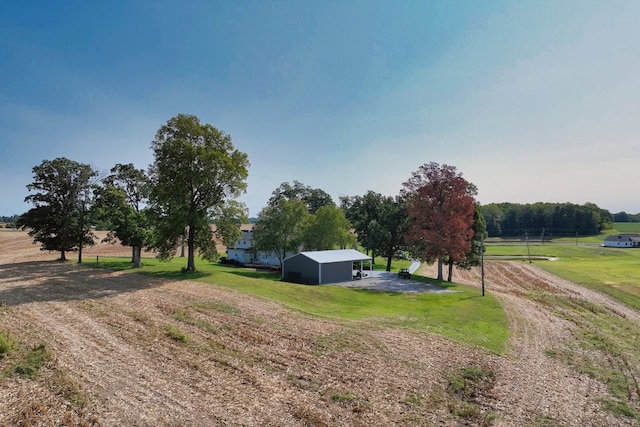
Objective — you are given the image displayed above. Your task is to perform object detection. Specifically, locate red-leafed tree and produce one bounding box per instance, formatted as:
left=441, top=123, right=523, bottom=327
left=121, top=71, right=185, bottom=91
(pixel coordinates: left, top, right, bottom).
left=401, top=162, right=477, bottom=281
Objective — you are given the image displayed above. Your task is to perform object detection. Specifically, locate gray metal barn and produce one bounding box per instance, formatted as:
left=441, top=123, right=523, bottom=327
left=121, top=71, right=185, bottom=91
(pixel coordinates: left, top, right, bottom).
left=282, top=249, right=372, bottom=285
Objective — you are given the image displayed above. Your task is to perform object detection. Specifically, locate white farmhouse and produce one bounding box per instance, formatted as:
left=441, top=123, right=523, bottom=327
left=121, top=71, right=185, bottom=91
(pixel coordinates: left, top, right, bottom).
left=225, top=227, right=285, bottom=266
left=603, top=234, right=640, bottom=248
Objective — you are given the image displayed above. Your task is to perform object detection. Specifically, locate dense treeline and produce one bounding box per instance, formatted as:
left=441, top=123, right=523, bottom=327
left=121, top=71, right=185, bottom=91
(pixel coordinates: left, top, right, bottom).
left=0, top=215, right=19, bottom=223
left=481, top=202, right=614, bottom=238
left=613, top=211, right=640, bottom=222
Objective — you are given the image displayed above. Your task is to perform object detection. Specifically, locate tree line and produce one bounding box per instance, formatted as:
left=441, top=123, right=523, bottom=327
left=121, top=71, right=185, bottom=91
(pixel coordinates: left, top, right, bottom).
left=613, top=211, right=640, bottom=223
left=254, top=162, right=483, bottom=282
left=14, top=113, right=500, bottom=282
left=18, top=114, right=249, bottom=271
left=481, top=202, right=614, bottom=238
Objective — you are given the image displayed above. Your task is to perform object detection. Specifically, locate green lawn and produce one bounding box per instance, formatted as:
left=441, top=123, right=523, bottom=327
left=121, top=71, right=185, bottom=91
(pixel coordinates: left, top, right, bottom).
left=613, top=222, right=640, bottom=233
left=93, top=257, right=509, bottom=354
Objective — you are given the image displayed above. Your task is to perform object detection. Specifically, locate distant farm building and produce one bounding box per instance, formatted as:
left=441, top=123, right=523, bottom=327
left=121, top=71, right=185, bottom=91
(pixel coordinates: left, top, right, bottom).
left=282, top=249, right=371, bottom=285
left=603, top=234, right=640, bottom=248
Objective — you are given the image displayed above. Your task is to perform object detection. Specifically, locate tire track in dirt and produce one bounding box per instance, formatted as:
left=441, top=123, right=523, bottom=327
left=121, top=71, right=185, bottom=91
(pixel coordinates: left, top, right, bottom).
left=3, top=269, right=223, bottom=425
left=419, top=261, right=628, bottom=426
left=2, top=230, right=637, bottom=426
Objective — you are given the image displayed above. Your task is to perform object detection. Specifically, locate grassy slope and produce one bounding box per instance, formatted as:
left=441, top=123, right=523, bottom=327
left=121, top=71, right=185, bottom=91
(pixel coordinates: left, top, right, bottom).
left=95, top=257, right=509, bottom=354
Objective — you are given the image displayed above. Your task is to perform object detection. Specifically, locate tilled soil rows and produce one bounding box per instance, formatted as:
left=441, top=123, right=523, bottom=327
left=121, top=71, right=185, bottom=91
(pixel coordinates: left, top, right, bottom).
left=0, top=231, right=637, bottom=426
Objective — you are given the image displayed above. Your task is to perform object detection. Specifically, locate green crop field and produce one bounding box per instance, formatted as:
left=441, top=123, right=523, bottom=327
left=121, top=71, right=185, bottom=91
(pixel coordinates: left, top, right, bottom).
left=613, top=222, right=640, bottom=233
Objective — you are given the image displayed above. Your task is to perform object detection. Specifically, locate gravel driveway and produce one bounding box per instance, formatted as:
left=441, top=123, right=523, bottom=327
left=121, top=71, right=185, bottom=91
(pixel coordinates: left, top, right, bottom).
left=335, top=261, right=457, bottom=293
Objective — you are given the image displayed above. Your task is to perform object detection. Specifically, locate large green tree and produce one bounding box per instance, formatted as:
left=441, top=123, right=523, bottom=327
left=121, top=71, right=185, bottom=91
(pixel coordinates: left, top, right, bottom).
left=148, top=114, right=249, bottom=272
left=94, top=163, right=153, bottom=268
left=268, top=180, right=335, bottom=214
left=214, top=200, right=249, bottom=248
left=18, top=157, right=97, bottom=262
left=253, top=198, right=308, bottom=268
left=301, top=205, right=354, bottom=251
left=401, top=162, right=476, bottom=281
left=340, top=191, right=383, bottom=261
left=341, top=191, right=407, bottom=269
left=369, top=196, right=409, bottom=272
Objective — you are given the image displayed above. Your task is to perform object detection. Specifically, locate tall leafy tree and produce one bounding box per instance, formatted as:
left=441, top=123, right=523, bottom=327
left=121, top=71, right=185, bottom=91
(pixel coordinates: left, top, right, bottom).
left=341, top=191, right=407, bottom=269
left=340, top=191, right=385, bottom=262
left=148, top=114, right=249, bottom=272
left=94, top=163, right=152, bottom=268
left=253, top=198, right=308, bottom=268
left=301, top=205, right=354, bottom=251
left=213, top=200, right=249, bottom=248
left=268, top=180, right=334, bottom=214
left=401, top=162, right=476, bottom=281
left=369, top=196, right=408, bottom=272
left=17, top=157, right=97, bottom=262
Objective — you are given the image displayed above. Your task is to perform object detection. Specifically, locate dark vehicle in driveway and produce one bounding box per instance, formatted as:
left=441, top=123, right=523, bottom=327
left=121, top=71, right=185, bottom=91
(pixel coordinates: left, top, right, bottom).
left=398, top=268, right=411, bottom=279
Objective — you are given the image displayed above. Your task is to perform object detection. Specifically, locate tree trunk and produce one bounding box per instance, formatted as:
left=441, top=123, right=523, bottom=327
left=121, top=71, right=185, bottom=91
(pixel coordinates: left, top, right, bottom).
left=385, top=255, right=392, bottom=272
left=186, top=224, right=196, bottom=272
left=447, top=259, right=453, bottom=282
left=132, top=246, right=141, bottom=268
left=60, top=250, right=66, bottom=261
left=437, top=256, right=443, bottom=281
left=131, top=246, right=135, bottom=263
left=78, top=206, right=84, bottom=264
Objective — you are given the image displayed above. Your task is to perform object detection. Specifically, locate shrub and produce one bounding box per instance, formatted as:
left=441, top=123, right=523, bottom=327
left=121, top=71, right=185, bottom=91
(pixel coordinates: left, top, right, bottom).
left=0, top=331, right=15, bottom=358
left=166, top=325, right=189, bottom=343
left=14, top=343, right=50, bottom=378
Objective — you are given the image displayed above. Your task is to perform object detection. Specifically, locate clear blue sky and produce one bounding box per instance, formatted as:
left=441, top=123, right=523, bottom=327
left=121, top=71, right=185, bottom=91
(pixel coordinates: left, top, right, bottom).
left=2, top=1, right=639, bottom=217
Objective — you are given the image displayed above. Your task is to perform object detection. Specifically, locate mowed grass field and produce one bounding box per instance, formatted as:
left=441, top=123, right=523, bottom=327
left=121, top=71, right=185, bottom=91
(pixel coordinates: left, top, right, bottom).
left=612, top=222, right=640, bottom=233
left=485, top=223, right=640, bottom=311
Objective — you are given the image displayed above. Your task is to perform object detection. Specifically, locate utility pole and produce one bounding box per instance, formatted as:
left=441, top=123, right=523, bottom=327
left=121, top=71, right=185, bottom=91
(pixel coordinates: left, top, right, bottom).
left=480, top=232, right=485, bottom=297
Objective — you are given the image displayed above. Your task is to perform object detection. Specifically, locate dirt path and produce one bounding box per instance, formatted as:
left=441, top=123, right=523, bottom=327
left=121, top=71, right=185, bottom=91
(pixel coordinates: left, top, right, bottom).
left=0, top=231, right=637, bottom=426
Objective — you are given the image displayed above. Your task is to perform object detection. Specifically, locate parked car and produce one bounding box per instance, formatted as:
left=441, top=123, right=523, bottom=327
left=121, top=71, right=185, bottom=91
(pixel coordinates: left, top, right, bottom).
left=398, top=268, right=411, bottom=279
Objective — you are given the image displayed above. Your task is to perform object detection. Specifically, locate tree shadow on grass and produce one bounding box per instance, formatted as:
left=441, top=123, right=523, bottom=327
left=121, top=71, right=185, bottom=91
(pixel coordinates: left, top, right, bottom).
left=458, top=294, right=487, bottom=301
left=136, top=269, right=210, bottom=281
left=352, top=288, right=404, bottom=297
left=0, top=260, right=169, bottom=306
left=226, top=269, right=282, bottom=281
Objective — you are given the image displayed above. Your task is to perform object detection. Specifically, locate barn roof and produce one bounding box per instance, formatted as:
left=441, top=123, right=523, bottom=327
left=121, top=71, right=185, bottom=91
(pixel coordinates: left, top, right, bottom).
left=288, top=249, right=371, bottom=264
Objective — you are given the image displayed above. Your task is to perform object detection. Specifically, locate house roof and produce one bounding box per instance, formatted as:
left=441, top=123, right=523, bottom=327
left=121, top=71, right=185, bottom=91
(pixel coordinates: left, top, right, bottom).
left=287, top=249, right=371, bottom=264
left=605, top=234, right=640, bottom=242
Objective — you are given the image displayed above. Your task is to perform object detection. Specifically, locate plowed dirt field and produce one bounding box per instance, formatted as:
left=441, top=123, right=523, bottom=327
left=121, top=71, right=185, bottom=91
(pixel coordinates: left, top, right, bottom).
left=0, top=230, right=637, bottom=426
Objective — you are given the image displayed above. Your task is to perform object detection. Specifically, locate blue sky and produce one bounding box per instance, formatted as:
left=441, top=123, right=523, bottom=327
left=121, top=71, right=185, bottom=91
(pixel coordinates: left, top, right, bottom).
left=2, top=1, right=639, bottom=217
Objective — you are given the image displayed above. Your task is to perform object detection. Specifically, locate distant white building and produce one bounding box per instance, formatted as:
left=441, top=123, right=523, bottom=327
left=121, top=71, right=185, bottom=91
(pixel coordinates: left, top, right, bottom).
left=225, top=227, right=287, bottom=266
left=603, top=234, right=640, bottom=248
